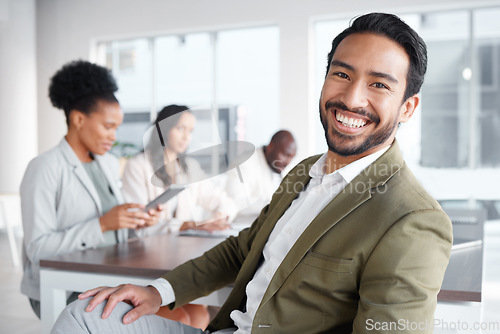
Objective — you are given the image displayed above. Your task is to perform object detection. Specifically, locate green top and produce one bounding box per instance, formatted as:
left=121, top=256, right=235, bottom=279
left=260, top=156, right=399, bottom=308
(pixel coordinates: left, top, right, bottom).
left=83, top=159, right=119, bottom=247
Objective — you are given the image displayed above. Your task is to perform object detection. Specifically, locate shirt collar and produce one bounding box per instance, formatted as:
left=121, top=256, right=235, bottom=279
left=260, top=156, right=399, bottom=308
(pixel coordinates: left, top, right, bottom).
left=309, top=145, right=390, bottom=185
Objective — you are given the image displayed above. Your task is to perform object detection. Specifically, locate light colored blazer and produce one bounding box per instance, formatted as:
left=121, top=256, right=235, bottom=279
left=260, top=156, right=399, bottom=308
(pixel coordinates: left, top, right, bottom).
left=164, top=141, right=453, bottom=333
left=122, top=152, right=237, bottom=235
left=20, top=138, right=127, bottom=301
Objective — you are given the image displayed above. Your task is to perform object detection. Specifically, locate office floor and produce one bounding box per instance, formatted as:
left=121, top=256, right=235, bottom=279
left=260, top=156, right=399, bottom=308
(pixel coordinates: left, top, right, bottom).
left=1, top=223, right=499, bottom=334
left=0, top=231, right=39, bottom=334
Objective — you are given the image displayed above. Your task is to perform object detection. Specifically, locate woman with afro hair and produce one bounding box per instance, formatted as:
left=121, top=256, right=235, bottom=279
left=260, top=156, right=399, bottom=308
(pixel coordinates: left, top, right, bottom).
left=19, top=60, right=162, bottom=318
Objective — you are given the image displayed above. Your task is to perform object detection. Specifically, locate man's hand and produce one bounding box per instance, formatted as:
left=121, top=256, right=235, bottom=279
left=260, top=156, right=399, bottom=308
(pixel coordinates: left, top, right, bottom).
left=79, top=284, right=162, bottom=324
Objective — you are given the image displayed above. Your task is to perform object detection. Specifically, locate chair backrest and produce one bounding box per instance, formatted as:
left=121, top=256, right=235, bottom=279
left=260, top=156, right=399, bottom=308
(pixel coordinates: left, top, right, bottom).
left=442, top=207, right=486, bottom=242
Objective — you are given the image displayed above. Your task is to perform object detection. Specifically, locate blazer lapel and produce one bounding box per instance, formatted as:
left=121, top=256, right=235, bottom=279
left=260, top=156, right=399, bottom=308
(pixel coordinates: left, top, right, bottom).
left=230, top=156, right=318, bottom=295
left=259, top=141, right=406, bottom=306
left=59, top=139, right=103, bottom=214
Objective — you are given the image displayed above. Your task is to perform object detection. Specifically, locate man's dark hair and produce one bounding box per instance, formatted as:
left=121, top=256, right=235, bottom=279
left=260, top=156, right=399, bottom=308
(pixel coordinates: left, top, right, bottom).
left=49, top=60, right=119, bottom=126
left=325, top=12, right=427, bottom=101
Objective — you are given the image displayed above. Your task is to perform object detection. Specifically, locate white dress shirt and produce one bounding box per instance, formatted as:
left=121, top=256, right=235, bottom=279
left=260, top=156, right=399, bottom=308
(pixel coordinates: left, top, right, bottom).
left=150, top=146, right=389, bottom=332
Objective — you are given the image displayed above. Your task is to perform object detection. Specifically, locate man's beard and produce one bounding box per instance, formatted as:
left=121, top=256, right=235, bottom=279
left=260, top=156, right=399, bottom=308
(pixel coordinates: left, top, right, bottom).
left=320, top=100, right=399, bottom=157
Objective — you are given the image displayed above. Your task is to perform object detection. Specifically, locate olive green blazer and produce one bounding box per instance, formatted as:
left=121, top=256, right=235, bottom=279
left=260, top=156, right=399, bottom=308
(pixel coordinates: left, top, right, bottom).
left=163, top=141, right=453, bottom=333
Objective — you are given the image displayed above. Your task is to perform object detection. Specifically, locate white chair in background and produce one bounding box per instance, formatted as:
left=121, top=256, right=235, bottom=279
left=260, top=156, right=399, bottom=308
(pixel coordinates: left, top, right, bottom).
left=0, top=193, right=21, bottom=267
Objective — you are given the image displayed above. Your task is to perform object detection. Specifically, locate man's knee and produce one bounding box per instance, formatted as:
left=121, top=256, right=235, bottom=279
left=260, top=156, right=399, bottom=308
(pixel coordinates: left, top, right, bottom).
left=51, top=299, right=90, bottom=333
left=51, top=298, right=132, bottom=333
left=52, top=298, right=202, bottom=334
left=65, top=298, right=91, bottom=315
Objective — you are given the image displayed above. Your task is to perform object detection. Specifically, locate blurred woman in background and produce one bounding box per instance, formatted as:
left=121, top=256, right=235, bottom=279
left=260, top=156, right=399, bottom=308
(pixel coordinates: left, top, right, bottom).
left=20, top=60, right=161, bottom=318
left=122, top=104, right=236, bottom=235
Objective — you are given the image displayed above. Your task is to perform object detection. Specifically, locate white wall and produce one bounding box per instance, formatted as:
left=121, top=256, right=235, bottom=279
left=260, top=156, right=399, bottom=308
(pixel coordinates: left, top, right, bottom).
left=0, top=0, right=36, bottom=193
left=36, top=0, right=499, bottom=158
left=1, top=0, right=497, bottom=198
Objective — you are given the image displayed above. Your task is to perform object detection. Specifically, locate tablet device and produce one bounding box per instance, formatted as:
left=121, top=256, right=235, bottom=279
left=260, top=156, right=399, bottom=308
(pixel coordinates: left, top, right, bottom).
left=144, top=185, right=186, bottom=211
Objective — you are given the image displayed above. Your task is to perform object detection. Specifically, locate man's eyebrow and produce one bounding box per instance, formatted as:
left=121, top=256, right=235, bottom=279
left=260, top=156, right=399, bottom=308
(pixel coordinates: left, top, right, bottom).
left=369, top=71, right=399, bottom=84
left=331, top=59, right=399, bottom=84
left=330, top=59, right=355, bottom=71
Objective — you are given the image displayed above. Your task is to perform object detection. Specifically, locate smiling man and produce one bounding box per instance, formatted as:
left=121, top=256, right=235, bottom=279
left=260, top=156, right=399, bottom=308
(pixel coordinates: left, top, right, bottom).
left=320, top=29, right=421, bottom=170
left=52, top=13, right=452, bottom=334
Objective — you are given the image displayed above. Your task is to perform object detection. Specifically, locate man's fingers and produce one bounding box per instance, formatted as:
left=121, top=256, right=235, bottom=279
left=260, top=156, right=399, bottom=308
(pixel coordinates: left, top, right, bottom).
left=85, top=286, right=121, bottom=312
left=81, top=284, right=160, bottom=324
left=98, top=284, right=137, bottom=318
left=101, top=293, right=123, bottom=319
left=79, top=286, right=107, bottom=300
left=122, top=303, right=154, bottom=324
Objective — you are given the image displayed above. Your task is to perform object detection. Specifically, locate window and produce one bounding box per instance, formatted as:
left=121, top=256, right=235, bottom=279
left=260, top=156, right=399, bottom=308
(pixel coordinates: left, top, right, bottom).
left=475, top=8, right=500, bottom=167
left=314, top=7, right=500, bottom=168
left=95, top=26, right=279, bottom=154
left=418, top=10, right=471, bottom=168
left=155, top=33, right=213, bottom=108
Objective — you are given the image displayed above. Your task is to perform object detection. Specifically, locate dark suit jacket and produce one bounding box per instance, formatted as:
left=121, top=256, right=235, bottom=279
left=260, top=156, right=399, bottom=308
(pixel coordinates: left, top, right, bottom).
left=163, top=141, right=453, bottom=333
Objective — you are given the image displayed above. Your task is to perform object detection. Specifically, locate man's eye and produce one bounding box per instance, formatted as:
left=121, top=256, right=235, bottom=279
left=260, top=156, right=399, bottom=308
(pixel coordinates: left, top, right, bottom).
left=372, top=82, right=389, bottom=89
left=334, top=72, right=349, bottom=79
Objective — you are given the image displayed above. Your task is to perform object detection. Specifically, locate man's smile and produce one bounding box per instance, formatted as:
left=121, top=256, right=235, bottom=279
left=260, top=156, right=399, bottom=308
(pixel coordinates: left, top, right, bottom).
left=335, top=110, right=369, bottom=129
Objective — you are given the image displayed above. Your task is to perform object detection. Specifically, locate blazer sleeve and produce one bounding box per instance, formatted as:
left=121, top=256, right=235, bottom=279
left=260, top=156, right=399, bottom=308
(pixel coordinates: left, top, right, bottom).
left=21, top=156, right=104, bottom=266
left=161, top=201, right=269, bottom=307
left=352, top=209, right=452, bottom=334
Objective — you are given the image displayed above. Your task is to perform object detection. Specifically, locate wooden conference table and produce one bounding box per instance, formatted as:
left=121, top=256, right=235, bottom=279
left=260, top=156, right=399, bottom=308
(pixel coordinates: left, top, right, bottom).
left=39, top=233, right=232, bottom=334
left=40, top=232, right=483, bottom=334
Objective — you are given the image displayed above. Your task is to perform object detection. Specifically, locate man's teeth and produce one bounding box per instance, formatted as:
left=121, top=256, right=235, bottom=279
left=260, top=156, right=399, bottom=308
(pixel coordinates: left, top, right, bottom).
left=335, top=113, right=367, bottom=128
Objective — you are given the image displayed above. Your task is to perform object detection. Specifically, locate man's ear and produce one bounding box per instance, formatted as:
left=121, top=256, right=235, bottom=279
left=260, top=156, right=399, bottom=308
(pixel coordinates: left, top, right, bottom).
left=399, top=94, right=419, bottom=124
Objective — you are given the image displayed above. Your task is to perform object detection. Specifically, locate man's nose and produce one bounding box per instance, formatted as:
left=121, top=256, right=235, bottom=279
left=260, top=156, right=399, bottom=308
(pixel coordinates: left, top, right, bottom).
left=341, top=82, right=368, bottom=110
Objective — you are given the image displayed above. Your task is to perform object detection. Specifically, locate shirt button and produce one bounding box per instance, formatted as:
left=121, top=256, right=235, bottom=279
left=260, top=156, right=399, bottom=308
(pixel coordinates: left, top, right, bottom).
left=265, top=268, right=271, bottom=275
left=285, top=227, right=292, bottom=235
